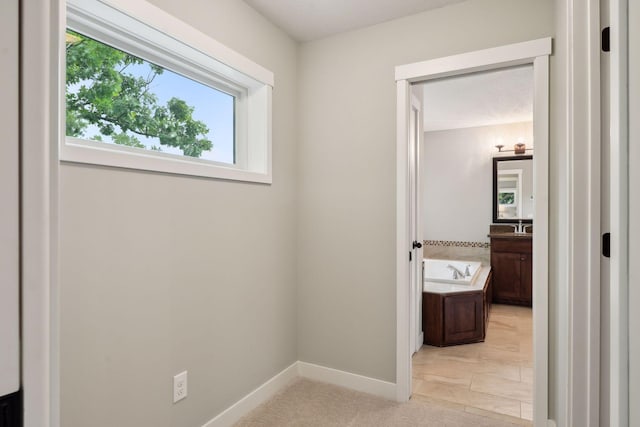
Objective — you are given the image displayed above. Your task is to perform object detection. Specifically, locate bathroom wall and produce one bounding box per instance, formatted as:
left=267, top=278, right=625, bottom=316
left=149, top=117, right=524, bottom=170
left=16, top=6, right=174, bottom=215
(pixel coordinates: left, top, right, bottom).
left=59, top=1, right=298, bottom=426
left=297, top=0, right=554, bottom=383
left=422, top=121, right=533, bottom=243
left=421, top=121, right=533, bottom=265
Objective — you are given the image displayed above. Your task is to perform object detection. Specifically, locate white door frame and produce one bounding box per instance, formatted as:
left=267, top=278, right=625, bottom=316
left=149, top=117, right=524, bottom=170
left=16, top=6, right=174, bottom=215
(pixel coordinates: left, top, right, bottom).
left=626, top=1, right=638, bottom=424
left=21, top=0, right=61, bottom=426
left=610, top=0, right=630, bottom=425
left=395, top=38, right=551, bottom=425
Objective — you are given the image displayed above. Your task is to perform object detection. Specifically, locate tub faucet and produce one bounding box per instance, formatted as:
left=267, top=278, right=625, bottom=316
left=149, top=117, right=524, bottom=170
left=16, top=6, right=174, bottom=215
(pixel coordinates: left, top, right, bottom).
left=447, top=264, right=465, bottom=280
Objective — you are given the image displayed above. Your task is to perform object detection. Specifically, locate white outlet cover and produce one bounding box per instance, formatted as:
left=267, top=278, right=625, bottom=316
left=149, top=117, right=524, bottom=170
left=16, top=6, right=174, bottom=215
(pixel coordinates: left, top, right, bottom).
left=173, top=371, right=187, bottom=403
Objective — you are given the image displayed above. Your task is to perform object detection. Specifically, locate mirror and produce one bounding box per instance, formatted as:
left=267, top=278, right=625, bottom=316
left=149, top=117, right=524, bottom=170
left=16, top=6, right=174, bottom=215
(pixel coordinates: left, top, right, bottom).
left=492, top=155, right=533, bottom=223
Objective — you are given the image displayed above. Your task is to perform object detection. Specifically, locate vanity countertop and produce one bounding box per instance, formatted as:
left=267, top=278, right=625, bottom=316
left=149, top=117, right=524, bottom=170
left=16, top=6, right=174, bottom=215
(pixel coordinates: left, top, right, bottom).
left=487, top=232, right=533, bottom=239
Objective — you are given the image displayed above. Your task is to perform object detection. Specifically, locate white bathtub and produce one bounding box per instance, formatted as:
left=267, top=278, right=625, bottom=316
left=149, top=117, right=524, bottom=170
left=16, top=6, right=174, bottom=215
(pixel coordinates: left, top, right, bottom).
left=423, top=259, right=482, bottom=285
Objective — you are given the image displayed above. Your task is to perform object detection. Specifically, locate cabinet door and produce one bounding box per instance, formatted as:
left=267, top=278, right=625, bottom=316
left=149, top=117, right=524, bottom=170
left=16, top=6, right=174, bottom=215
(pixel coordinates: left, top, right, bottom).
left=443, top=293, right=483, bottom=344
left=491, top=251, right=522, bottom=302
left=519, top=253, right=532, bottom=305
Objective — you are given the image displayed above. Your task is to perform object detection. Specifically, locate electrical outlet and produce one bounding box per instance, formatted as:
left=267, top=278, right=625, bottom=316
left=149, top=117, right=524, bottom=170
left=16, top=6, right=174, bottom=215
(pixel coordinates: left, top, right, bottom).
left=173, top=371, right=187, bottom=403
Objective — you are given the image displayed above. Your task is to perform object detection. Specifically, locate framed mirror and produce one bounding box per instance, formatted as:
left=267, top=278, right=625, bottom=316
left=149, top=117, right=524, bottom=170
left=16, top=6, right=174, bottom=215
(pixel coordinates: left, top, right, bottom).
left=492, top=155, right=533, bottom=223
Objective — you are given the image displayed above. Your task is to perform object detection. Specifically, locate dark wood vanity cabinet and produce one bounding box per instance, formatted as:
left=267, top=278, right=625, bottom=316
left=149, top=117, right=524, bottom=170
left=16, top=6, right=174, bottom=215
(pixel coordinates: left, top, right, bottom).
left=490, top=237, right=532, bottom=306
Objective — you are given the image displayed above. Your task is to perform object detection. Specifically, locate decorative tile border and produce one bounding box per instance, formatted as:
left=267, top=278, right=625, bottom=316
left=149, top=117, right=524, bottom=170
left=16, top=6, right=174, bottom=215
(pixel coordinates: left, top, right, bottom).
left=423, top=240, right=490, bottom=249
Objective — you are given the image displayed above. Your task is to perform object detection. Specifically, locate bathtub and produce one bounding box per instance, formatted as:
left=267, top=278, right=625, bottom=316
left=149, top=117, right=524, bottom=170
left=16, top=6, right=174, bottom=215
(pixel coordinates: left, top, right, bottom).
left=423, top=259, right=482, bottom=285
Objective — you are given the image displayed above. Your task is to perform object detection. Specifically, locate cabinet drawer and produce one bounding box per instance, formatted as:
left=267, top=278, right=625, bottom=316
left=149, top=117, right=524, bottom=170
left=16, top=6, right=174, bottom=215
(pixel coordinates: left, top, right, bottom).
left=490, top=238, right=532, bottom=253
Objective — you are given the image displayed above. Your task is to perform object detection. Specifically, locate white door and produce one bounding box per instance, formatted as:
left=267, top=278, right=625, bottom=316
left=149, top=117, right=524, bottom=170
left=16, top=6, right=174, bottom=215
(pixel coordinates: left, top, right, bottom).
left=409, top=93, right=423, bottom=354
left=0, top=0, right=21, bottom=399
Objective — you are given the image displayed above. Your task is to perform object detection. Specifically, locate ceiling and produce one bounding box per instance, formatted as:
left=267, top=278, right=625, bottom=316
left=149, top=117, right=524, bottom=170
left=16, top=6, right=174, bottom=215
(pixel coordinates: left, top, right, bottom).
left=244, top=0, right=468, bottom=42
left=422, top=65, right=534, bottom=132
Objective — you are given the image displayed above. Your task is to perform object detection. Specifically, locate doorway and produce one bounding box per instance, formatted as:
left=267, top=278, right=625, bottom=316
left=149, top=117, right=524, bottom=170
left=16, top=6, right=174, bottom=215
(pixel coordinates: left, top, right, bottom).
left=414, top=65, right=535, bottom=423
left=395, top=38, right=551, bottom=426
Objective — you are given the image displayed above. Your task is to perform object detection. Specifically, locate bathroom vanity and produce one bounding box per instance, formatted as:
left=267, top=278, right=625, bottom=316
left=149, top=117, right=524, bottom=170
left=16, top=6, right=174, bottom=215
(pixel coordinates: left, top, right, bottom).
left=489, top=231, right=532, bottom=306
left=422, top=267, right=492, bottom=347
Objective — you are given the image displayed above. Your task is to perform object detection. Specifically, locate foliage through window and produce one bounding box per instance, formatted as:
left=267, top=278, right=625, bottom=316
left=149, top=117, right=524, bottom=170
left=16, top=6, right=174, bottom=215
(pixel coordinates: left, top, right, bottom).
left=65, top=30, right=236, bottom=164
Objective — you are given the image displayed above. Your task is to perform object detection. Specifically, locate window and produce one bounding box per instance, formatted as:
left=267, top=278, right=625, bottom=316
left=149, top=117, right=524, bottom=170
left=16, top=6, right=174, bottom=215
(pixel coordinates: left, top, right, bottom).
left=62, top=0, right=273, bottom=183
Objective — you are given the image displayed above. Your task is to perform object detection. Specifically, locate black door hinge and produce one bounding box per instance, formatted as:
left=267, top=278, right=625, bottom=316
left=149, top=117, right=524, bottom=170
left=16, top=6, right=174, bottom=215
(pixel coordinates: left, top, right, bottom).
left=602, top=27, right=610, bottom=52
left=409, top=251, right=412, bottom=262
left=603, top=233, right=611, bottom=258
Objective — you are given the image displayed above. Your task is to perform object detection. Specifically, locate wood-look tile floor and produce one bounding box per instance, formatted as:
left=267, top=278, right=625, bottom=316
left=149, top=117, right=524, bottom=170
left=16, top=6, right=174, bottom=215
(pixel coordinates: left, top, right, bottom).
left=412, top=304, right=533, bottom=426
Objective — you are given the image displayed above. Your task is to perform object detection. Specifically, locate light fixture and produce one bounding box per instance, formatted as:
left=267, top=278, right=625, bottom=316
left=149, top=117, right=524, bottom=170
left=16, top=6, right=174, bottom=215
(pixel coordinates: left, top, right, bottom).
left=495, top=138, right=533, bottom=154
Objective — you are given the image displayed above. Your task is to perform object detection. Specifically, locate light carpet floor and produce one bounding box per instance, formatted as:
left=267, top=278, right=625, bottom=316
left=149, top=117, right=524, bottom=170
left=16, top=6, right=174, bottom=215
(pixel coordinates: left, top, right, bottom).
left=234, top=378, right=523, bottom=426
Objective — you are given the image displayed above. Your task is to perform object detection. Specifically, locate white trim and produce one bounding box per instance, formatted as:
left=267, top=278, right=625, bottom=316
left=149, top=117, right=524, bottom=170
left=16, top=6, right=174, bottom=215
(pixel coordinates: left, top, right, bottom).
left=395, top=41, right=551, bottom=427
left=74, top=0, right=273, bottom=86
left=395, top=79, right=412, bottom=402
left=610, top=0, right=629, bottom=426
left=395, top=38, right=552, bottom=82
left=297, top=362, right=397, bottom=401
left=627, top=1, right=639, bottom=425
left=22, top=0, right=60, bottom=425
left=563, top=1, right=602, bottom=425
left=200, top=361, right=397, bottom=427
left=201, top=362, right=298, bottom=427
left=532, top=54, right=550, bottom=426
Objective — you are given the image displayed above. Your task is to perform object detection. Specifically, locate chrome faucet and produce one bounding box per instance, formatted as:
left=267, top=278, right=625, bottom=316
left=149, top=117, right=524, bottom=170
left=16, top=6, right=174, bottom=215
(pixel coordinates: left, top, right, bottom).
left=447, top=264, right=466, bottom=280
left=512, top=220, right=526, bottom=233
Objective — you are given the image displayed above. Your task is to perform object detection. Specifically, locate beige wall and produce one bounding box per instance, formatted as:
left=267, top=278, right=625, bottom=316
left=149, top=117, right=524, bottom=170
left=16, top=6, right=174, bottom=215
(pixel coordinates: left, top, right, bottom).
left=57, top=0, right=579, bottom=426
left=59, top=1, right=298, bottom=426
left=296, top=0, right=554, bottom=384
left=0, top=0, right=19, bottom=398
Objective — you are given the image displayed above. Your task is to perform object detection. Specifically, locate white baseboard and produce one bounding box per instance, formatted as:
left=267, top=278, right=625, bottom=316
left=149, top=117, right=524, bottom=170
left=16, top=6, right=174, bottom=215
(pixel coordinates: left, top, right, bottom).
left=297, top=361, right=397, bottom=400
left=201, top=361, right=298, bottom=427
left=201, top=361, right=398, bottom=427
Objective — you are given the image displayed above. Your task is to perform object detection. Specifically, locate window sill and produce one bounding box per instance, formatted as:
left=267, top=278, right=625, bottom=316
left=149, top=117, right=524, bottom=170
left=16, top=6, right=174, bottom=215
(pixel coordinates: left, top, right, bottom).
left=61, top=138, right=272, bottom=183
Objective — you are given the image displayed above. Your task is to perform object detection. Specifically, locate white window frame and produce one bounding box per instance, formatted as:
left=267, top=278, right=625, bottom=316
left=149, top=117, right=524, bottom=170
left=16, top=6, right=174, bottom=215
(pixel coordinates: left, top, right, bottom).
left=61, top=0, right=273, bottom=183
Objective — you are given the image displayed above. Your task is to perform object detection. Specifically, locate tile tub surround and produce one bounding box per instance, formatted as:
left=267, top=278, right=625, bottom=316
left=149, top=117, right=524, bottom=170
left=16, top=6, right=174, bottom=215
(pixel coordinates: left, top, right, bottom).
left=423, top=240, right=490, bottom=266
left=412, top=304, right=533, bottom=424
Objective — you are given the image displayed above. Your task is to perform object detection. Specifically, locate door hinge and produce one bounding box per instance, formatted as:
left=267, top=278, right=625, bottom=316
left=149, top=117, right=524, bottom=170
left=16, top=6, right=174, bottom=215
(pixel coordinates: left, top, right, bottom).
left=603, top=233, right=611, bottom=258
left=602, top=27, right=610, bottom=52
left=409, top=251, right=412, bottom=262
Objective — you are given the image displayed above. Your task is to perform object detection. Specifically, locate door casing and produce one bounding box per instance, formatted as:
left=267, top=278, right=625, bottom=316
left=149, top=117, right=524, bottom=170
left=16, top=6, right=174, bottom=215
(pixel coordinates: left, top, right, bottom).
left=395, top=37, right=551, bottom=425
